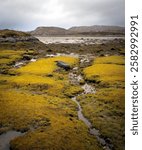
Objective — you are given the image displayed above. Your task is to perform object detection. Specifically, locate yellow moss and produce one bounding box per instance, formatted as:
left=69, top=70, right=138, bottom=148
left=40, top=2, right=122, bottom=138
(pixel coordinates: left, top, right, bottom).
left=77, top=88, right=125, bottom=150
left=0, top=88, right=102, bottom=150
left=0, top=88, right=74, bottom=130
left=0, top=74, right=54, bottom=85
left=94, top=55, right=125, bottom=65
left=64, top=85, right=84, bottom=97
left=2, top=51, right=122, bottom=149
left=17, top=56, right=78, bottom=75
left=10, top=123, right=102, bottom=150
left=0, top=50, right=24, bottom=56
left=0, top=58, right=12, bottom=64
left=12, top=74, right=57, bottom=85
left=83, top=56, right=125, bottom=87
left=81, top=55, right=125, bottom=150
left=0, top=50, right=24, bottom=65
left=84, top=64, right=124, bottom=86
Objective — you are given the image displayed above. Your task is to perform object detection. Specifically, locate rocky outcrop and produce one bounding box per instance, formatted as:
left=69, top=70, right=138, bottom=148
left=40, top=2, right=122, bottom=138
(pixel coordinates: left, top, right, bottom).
left=0, top=29, right=39, bottom=43
left=0, top=36, right=39, bottom=43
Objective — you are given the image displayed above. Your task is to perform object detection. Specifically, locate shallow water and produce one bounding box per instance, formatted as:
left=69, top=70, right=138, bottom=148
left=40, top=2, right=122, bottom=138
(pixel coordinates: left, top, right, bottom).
left=46, top=52, right=79, bottom=58
left=72, top=97, right=92, bottom=128
left=69, top=63, right=113, bottom=149
left=37, top=36, right=124, bottom=44
left=0, top=131, right=23, bottom=150
left=71, top=96, right=112, bottom=150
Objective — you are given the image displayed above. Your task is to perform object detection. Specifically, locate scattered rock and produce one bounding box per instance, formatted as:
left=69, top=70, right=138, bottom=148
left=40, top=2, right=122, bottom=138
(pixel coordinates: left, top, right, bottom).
left=82, top=83, right=96, bottom=94
left=14, top=62, right=24, bottom=68
left=30, top=58, right=37, bottom=62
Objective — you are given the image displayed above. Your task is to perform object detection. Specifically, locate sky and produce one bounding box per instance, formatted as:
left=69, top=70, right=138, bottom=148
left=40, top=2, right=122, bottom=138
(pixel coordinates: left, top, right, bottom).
left=0, top=0, right=125, bottom=31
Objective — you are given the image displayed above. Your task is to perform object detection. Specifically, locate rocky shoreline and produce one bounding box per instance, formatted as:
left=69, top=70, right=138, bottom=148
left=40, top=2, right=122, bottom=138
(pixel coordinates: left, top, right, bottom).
left=0, top=36, right=39, bottom=43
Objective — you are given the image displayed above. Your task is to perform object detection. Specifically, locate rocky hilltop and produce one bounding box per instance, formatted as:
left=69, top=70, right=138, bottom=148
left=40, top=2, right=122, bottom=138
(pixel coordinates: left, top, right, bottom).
left=30, top=25, right=125, bottom=36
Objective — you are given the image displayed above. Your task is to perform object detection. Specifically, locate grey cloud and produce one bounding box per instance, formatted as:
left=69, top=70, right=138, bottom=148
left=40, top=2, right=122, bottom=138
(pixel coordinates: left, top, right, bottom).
left=60, top=0, right=124, bottom=26
left=0, top=0, right=124, bottom=31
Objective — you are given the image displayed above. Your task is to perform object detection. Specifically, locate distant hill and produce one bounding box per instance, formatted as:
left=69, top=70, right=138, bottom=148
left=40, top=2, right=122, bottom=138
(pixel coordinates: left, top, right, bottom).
left=68, top=25, right=124, bottom=34
left=30, top=27, right=67, bottom=36
left=30, top=25, right=125, bottom=36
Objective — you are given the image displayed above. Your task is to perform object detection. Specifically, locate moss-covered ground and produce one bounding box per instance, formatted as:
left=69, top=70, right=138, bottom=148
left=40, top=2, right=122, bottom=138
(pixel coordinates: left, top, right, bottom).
left=0, top=30, right=125, bottom=150
left=0, top=50, right=102, bottom=150
left=80, top=55, right=125, bottom=150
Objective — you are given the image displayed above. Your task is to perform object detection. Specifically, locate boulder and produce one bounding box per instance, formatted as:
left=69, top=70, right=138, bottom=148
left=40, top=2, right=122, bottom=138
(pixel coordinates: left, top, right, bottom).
left=55, top=61, right=71, bottom=71
left=22, top=55, right=32, bottom=60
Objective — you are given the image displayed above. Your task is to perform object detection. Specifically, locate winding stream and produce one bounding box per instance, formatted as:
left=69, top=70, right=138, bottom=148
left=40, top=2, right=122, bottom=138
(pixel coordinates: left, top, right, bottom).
left=71, top=96, right=113, bottom=150
left=69, top=56, right=114, bottom=150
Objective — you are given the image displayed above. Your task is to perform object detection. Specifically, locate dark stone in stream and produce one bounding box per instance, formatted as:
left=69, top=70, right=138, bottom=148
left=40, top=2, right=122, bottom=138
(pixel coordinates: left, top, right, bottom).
left=22, top=55, right=32, bottom=60
left=47, top=48, right=52, bottom=52
left=55, top=61, right=71, bottom=71
left=100, top=54, right=105, bottom=57
left=111, top=48, right=115, bottom=51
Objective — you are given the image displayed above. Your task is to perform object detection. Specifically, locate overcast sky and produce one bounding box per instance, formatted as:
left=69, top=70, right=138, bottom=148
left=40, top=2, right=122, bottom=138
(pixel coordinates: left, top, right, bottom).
left=0, top=0, right=124, bottom=31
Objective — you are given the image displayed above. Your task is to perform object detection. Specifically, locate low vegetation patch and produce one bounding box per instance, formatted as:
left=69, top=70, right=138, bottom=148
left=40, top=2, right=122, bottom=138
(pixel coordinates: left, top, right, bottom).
left=83, top=56, right=124, bottom=88
left=0, top=53, right=103, bottom=149
left=63, top=85, right=84, bottom=97
left=77, top=89, right=125, bottom=150
left=17, top=56, right=78, bottom=75
left=81, top=55, right=125, bottom=150
left=0, top=36, right=125, bottom=150
left=94, top=55, right=125, bottom=65
left=0, top=50, right=24, bottom=66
